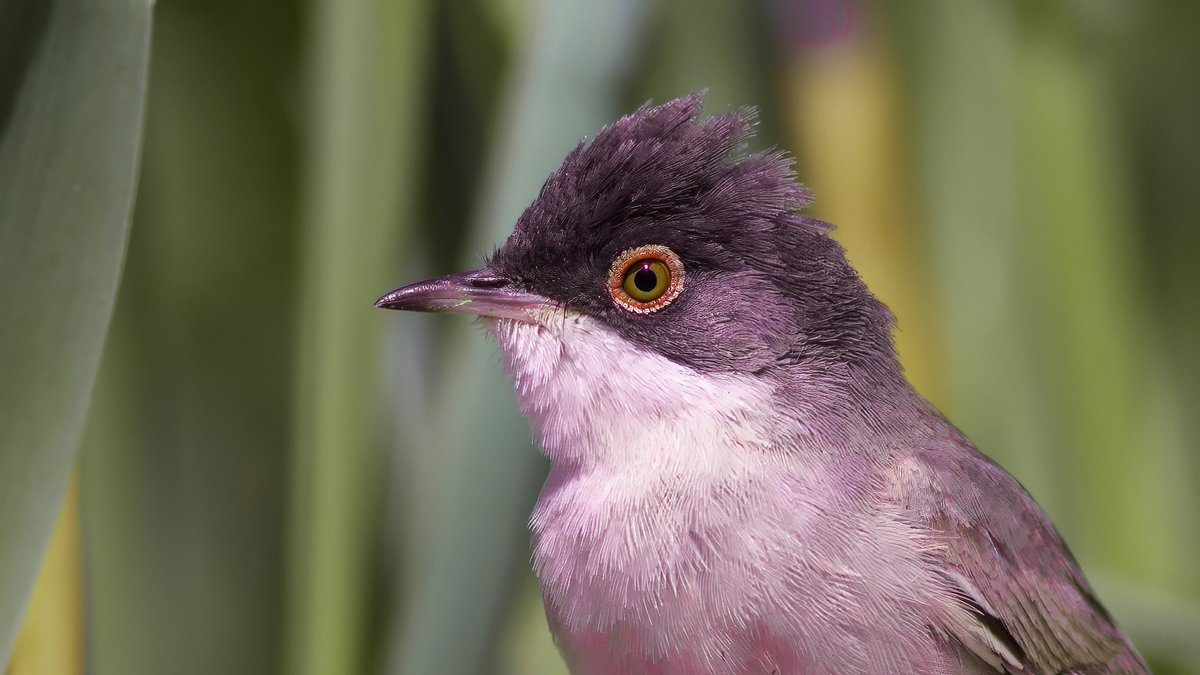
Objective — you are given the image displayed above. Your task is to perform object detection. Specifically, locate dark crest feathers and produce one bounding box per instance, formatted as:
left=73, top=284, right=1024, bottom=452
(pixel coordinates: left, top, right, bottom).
left=493, top=93, right=896, bottom=376
left=502, top=93, right=830, bottom=262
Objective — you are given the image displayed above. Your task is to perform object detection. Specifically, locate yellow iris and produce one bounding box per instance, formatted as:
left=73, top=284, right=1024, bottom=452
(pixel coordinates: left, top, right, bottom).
left=607, top=244, right=684, bottom=313
left=622, top=259, right=671, bottom=302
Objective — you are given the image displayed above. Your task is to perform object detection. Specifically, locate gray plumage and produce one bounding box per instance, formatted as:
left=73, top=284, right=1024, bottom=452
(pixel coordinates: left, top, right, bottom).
left=379, top=94, right=1149, bottom=674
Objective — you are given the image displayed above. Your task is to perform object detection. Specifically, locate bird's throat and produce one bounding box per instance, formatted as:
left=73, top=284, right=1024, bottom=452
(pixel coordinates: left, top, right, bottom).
left=486, top=314, right=781, bottom=472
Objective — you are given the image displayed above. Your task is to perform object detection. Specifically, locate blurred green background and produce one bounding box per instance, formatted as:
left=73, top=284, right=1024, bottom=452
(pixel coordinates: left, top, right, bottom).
left=2, top=0, right=1198, bottom=673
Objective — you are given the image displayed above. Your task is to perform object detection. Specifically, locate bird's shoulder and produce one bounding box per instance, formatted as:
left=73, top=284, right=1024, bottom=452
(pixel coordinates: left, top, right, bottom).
left=881, top=422, right=1148, bottom=674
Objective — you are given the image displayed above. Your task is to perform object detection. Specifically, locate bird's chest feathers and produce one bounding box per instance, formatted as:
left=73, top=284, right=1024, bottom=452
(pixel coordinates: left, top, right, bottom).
left=489, top=317, right=951, bottom=672
left=490, top=316, right=788, bottom=622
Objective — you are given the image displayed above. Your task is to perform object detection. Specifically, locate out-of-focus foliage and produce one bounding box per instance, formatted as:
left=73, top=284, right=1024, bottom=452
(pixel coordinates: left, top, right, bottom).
left=0, top=0, right=151, bottom=669
left=6, top=0, right=1199, bottom=673
left=284, top=0, right=431, bottom=674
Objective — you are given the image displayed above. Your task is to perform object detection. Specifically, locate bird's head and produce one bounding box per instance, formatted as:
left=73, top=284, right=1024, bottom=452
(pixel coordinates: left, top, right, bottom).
left=378, top=94, right=902, bottom=464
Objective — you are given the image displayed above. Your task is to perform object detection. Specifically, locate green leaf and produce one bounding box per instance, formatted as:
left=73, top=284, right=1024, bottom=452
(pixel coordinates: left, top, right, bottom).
left=284, top=1, right=432, bottom=674
left=79, top=5, right=301, bottom=673
left=0, top=0, right=152, bottom=667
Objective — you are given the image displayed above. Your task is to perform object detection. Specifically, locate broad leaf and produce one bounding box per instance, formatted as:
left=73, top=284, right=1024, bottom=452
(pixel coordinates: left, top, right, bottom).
left=0, top=0, right=152, bottom=665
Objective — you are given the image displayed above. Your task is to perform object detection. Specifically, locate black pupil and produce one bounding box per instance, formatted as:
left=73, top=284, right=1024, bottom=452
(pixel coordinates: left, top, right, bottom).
left=633, top=263, right=660, bottom=293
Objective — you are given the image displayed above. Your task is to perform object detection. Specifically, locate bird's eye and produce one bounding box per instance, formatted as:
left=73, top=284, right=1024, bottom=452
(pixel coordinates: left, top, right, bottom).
left=607, top=244, right=684, bottom=314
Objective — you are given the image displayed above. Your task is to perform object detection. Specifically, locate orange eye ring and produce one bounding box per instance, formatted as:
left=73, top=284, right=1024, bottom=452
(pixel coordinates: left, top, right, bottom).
left=607, top=244, right=684, bottom=314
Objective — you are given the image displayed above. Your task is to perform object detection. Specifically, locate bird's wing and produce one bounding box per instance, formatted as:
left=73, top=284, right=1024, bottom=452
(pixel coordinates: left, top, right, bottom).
left=888, top=438, right=1148, bottom=674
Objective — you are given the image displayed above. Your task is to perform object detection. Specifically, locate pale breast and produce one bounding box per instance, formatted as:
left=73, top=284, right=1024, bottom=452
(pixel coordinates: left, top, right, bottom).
left=531, top=454, right=975, bottom=674
left=488, top=314, right=969, bottom=673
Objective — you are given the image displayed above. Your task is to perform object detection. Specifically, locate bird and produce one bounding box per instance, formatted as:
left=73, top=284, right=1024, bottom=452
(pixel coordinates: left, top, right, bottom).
left=376, top=94, right=1149, bottom=674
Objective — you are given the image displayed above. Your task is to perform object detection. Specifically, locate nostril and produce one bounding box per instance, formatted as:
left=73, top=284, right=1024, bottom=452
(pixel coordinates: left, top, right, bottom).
left=467, top=273, right=511, bottom=289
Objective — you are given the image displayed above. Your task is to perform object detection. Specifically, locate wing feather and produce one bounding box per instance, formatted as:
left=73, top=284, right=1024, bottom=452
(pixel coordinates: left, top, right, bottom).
left=890, top=434, right=1148, bottom=674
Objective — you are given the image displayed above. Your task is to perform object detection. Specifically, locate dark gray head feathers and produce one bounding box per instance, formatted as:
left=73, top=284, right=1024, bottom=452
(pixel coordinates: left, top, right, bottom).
left=490, top=93, right=896, bottom=379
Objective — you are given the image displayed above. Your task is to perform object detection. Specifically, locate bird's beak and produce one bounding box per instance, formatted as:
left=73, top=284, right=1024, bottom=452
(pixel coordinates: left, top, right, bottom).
left=374, top=268, right=556, bottom=322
